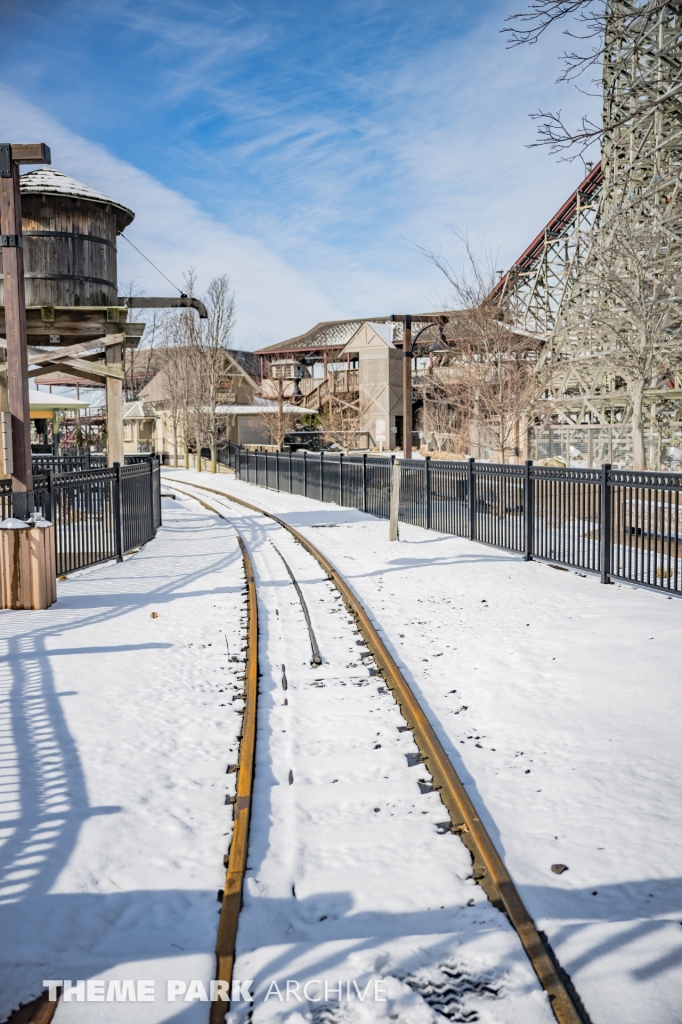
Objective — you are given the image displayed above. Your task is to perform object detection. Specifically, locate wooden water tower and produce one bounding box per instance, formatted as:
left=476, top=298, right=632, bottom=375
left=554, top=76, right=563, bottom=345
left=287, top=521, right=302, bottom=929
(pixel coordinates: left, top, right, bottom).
left=0, top=168, right=135, bottom=309
left=0, top=168, right=207, bottom=466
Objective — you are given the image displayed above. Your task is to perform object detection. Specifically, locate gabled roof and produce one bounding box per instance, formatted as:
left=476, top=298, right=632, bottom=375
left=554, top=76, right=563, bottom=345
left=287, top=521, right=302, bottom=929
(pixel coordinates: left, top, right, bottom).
left=256, top=320, right=370, bottom=355
left=338, top=322, right=396, bottom=356
left=256, top=314, right=454, bottom=355
left=123, top=400, right=156, bottom=419
left=137, top=348, right=260, bottom=403
left=229, top=349, right=261, bottom=381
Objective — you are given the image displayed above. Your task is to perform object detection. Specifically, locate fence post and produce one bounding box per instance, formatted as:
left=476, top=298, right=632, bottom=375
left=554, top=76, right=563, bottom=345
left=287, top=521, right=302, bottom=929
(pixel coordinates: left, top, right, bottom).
left=113, top=462, right=124, bottom=561
left=289, top=449, right=293, bottom=492
left=468, top=457, right=476, bottom=541
left=303, top=451, right=307, bottom=497
left=524, top=459, right=533, bottom=561
left=44, top=469, right=54, bottom=526
left=276, top=451, right=280, bottom=492
left=320, top=450, right=324, bottom=502
left=389, top=458, right=401, bottom=541
left=424, top=456, right=431, bottom=530
left=148, top=460, right=155, bottom=538
left=85, top=450, right=91, bottom=472
left=600, top=462, right=612, bottom=584
left=339, top=453, right=343, bottom=506
left=46, top=468, right=58, bottom=573
left=362, top=453, right=367, bottom=513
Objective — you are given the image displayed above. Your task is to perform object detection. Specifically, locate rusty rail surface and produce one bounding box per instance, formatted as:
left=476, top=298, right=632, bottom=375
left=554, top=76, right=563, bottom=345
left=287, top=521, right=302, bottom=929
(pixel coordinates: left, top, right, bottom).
left=165, top=487, right=259, bottom=1021
left=166, top=477, right=589, bottom=1024
left=210, top=535, right=258, bottom=1022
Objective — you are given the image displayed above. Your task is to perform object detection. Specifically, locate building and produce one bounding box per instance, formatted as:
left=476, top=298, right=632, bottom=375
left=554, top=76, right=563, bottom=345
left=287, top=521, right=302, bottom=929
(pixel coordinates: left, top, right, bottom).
left=131, top=349, right=312, bottom=457
left=337, top=323, right=402, bottom=449
left=256, top=315, right=455, bottom=452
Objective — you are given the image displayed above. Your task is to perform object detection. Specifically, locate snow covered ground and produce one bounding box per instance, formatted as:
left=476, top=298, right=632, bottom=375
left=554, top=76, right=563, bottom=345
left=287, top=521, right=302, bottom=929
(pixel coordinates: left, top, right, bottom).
left=164, top=468, right=682, bottom=1024
left=165, top=480, right=556, bottom=1024
left=0, top=495, right=247, bottom=1022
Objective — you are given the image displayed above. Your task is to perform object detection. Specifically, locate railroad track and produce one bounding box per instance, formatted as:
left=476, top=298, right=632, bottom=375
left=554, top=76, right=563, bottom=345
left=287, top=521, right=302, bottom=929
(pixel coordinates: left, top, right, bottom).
left=165, top=477, right=591, bottom=1024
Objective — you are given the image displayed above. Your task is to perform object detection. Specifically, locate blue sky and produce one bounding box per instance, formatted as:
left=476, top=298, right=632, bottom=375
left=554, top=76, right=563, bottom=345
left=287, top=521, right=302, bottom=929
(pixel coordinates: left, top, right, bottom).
left=1, top=0, right=599, bottom=349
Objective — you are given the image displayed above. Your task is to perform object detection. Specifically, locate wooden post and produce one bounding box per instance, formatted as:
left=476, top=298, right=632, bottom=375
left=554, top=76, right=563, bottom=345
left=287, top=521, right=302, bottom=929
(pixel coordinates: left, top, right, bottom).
left=0, top=522, right=57, bottom=609
left=106, top=341, right=124, bottom=467
left=402, top=315, right=412, bottom=459
left=0, top=144, right=50, bottom=519
left=389, top=458, right=401, bottom=541
left=1, top=153, right=32, bottom=516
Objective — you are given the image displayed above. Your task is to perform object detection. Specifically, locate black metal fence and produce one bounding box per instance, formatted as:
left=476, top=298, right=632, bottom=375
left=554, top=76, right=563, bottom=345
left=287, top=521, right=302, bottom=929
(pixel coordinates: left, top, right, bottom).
left=0, top=456, right=161, bottom=576
left=31, top=452, right=152, bottom=475
left=233, top=448, right=682, bottom=596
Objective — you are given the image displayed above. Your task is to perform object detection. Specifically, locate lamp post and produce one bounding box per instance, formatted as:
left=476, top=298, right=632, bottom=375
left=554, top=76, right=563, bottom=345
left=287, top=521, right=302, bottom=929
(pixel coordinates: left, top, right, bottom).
left=0, top=142, right=51, bottom=518
left=390, top=314, right=447, bottom=459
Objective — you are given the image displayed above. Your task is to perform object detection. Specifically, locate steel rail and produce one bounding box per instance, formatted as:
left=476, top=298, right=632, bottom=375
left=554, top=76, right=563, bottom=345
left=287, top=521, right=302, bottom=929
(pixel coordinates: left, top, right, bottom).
left=210, top=534, right=259, bottom=1021
left=5, top=991, right=59, bottom=1024
left=269, top=540, right=322, bottom=665
left=149, top=480, right=259, bottom=1018
left=166, top=477, right=589, bottom=1024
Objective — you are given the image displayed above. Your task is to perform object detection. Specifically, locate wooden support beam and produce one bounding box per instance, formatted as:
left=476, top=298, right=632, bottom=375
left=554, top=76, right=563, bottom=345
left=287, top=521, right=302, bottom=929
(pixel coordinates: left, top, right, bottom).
left=27, top=356, right=124, bottom=381
left=0, top=308, right=144, bottom=346
left=8, top=143, right=51, bottom=165
left=0, top=151, right=32, bottom=515
left=0, top=333, right=126, bottom=372
left=106, top=342, right=124, bottom=467
left=26, top=333, right=125, bottom=366
left=28, top=363, right=118, bottom=386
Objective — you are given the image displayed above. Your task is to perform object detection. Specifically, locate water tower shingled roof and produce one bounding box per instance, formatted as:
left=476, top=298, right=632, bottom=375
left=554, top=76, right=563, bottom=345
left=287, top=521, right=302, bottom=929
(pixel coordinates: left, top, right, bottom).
left=19, top=168, right=135, bottom=233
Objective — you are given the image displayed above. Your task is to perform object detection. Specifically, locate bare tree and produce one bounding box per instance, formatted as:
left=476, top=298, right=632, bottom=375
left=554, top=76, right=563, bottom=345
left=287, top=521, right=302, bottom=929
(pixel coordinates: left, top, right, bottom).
left=421, top=233, right=542, bottom=461
left=188, top=275, right=235, bottom=468
left=504, top=2, right=682, bottom=166
left=419, top=382, right=462, bottom=454
left=254, top=379, right=301, bottom=451
left=554, top=207, right=682, bottom=468
left=319, top=394, right=365, bottom=453
left=119, top=282, right=164, bottom=402
left=163, top=272, right=236, bottom=468
left=160, top=323, right=192, bottom=467
left=124, top=313, right=164, bottom=402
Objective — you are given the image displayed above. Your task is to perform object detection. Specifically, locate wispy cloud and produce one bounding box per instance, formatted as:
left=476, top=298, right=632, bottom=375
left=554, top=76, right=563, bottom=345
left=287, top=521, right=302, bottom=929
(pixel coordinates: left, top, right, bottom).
left=0, top=0, right=601, bottom=343
left=0, top=87, right=336, bottom=347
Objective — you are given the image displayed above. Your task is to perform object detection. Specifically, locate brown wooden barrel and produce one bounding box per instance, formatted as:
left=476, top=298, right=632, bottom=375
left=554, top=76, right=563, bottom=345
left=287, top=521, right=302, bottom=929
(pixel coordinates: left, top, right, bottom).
left=0, top=168, right=134, bottom=308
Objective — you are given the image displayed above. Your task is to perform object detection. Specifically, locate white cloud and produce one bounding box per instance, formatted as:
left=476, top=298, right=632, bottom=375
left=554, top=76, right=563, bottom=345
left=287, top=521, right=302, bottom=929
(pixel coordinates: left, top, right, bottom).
left=0, top=1, right=601, bottom=348
left=0, top=85, right=337, bottom=348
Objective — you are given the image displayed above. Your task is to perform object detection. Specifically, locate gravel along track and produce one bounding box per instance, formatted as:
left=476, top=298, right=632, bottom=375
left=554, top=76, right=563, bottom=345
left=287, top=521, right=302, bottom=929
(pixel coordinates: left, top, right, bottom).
left=166, top=481, right=573, bottom=1024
